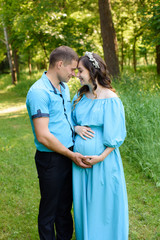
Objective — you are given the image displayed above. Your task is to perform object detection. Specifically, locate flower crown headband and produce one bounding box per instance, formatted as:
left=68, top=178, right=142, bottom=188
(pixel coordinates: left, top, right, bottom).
left=85, top=51, right=100, bottom=69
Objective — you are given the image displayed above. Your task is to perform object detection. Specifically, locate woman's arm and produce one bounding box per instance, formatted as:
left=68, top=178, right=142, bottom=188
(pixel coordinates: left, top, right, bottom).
left=83, top=147, right=115, bottom=166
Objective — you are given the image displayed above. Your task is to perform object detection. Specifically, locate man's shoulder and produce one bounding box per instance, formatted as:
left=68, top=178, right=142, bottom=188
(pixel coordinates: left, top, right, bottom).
left=26, top=78, right=50, bottom=103
left=27, top=77, right=48, bottom=95
left=30, top=78, right=45, bottom=90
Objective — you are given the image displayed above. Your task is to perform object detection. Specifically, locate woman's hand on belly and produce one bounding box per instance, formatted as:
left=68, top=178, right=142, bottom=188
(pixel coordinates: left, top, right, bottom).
left=83, top=147, right=115, bottom=166
left=74, top=125, right=95, bottom=140
left=83, top=155, right=103, bottom=166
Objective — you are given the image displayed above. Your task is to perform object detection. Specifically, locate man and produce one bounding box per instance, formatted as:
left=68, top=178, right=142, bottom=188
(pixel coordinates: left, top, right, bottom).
left=26, top=46, right=90, bottom=240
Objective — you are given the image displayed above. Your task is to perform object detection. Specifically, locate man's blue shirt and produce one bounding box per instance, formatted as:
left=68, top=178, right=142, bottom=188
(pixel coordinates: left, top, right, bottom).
left=26, top=72, right=74, bottom=152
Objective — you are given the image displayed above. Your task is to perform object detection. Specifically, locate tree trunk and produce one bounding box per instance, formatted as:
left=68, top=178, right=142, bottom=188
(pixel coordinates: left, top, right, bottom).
left=133, top=37, right=137, bottom=72
left=3, top=25, right=17, bottom=84
left=120, top=30, right=124, bottom=71
left=98, top=0, right=120, bottom=78
left=144, top=51, right=148, bottom=65
left=13, top=49, right=19, bottom=80
left=28, top=52, right=32, bottom=75
left=156, top=45, right=160, bottom=75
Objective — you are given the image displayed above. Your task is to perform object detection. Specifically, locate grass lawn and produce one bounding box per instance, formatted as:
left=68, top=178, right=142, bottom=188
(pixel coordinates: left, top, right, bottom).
left=0, top=69, right=160, bottom=239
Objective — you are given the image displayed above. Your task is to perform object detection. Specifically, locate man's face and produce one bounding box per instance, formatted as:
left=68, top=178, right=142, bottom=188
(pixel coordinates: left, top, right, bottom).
left=58, top=60, right=77, bottom=83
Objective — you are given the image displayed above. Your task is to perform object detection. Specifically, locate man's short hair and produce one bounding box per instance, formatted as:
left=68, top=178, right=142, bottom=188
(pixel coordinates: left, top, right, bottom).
left=49, top=46, right=78, bottom=68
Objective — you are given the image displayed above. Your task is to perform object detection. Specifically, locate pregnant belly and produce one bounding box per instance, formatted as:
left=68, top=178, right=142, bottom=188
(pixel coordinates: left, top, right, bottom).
left=74, top=127, right=105, bottom=156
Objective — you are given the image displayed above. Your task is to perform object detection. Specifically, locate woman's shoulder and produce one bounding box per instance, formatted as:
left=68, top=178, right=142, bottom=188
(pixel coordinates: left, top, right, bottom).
left=103, top=89, right=118, bottom=99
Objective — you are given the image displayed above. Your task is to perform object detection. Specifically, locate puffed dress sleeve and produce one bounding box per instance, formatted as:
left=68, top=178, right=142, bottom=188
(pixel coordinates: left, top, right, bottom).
left=103, top=98, right=127, bottom=148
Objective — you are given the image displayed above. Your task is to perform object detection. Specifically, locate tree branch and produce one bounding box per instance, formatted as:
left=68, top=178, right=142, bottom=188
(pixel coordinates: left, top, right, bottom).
left=0, top=38, right=6, bottom=44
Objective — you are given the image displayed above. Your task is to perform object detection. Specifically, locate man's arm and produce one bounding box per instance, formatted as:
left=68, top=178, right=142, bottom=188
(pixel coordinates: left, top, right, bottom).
left=33, top=117, right=91, bottom=168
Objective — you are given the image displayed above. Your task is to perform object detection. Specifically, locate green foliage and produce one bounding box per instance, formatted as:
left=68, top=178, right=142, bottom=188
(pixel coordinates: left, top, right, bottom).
left=114, top=66, right=160, bottom=186
left=111, top=0, right=159, bottom=66
left=6, top=70, right=43, bottom=97
left=0, top=73, right=11, bottom=90
left=0, top=0, right=102, bottom=72
left=141, top=0, right=160, bottom=46
left=68, top=77, right=81, bottom=100
left=0, top=0, right=159, bottom=76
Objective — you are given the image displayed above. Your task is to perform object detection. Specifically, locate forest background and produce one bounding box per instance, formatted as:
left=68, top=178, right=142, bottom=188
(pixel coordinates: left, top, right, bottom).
left=0, top=0, right=160, bottom=239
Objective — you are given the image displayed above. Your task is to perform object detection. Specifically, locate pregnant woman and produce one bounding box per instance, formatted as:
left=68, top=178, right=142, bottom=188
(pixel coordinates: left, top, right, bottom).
left=72, top=52, right=129, bottom=240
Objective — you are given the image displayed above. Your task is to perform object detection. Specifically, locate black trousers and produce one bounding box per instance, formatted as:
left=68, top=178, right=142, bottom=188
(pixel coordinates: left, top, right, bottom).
left=35, top=148, right=73, bottom=240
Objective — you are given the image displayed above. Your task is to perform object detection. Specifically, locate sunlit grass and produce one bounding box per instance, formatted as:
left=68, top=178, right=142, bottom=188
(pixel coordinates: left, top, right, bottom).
left=0, top=73, right=12, bottom=90
left=0, top=112, right=39, bottom=239
left=119, top=92, right=160, bottom=184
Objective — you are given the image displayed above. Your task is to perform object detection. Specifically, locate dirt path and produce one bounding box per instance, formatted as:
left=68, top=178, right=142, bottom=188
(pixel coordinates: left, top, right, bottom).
left=0, top=104, right=26, bottom=114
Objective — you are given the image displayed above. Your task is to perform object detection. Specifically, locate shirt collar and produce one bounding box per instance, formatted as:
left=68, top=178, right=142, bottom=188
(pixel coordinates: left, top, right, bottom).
left=42, top=71, right=66, bottom=94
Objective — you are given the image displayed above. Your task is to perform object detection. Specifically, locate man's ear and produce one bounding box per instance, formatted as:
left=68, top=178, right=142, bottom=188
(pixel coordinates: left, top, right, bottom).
left=56, top=60, right=63, bottom=69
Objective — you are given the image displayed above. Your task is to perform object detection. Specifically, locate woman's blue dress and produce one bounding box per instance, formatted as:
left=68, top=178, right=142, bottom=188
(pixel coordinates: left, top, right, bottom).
left=72, top=94, right=129, bottom=240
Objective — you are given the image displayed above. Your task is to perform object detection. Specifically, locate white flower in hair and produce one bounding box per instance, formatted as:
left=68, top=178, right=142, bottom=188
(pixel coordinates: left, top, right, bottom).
left=85, top=51, right=100, bottom=69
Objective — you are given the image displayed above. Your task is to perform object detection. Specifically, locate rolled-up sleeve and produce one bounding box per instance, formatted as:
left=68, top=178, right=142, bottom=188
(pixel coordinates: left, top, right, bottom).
left=26, top=89, right=50, bottom=119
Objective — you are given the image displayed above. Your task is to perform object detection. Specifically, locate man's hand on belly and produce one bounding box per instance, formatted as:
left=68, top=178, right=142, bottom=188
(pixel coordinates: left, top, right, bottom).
left=71, top=152, right=92, bottom=168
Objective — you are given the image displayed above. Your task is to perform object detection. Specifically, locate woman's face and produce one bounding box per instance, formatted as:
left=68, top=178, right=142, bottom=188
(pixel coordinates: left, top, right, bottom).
left=77, top=60, right=91, bottom=86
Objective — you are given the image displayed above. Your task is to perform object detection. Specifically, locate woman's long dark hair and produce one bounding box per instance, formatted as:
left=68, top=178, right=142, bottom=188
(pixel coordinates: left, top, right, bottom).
left=74, top=53, right=115, bottom=108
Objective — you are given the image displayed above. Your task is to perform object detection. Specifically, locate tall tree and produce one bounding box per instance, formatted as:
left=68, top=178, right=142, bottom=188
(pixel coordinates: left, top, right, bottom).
left=98, top=0, right=120, bottom=77
left=0, top=0, right=18, bottom=84
left=156, top=45, right=160, bottom=75
left=143, top=1, right=160, bottom=74
left=3, top=24, right=17, bottom=84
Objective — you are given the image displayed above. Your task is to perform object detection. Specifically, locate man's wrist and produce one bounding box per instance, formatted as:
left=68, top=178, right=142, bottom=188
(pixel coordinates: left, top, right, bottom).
left=65, top=149, right=75, bottom=161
